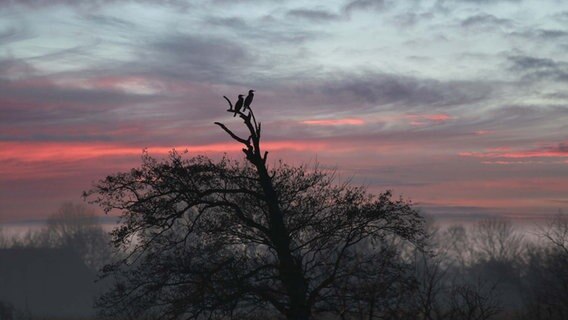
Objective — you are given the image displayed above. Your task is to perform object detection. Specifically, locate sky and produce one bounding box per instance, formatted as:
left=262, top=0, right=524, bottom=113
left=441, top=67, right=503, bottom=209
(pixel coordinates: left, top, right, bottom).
left=0, top=0, right=567, bottom=223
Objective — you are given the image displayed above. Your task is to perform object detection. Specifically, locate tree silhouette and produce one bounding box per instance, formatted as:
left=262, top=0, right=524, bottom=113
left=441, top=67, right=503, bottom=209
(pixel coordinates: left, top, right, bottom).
left=87, top=93, right=425, bottom=320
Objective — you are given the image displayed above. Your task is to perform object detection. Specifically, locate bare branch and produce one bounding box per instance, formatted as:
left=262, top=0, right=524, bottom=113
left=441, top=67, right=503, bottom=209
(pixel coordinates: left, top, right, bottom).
left=223, top=96, right=233, bottom=111
left=214, top=122, right=249, bottom=145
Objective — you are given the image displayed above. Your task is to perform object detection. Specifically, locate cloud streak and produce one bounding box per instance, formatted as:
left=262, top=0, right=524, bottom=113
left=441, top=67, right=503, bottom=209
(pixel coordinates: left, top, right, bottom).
left=460, top=142, right=568, bottom=160
left=302, top=118, right=365, bottom=126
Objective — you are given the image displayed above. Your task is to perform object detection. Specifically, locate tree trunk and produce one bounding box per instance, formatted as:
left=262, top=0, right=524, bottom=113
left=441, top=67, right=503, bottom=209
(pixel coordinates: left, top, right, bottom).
left=216, top=101, right=312, bottom=319
left=253, top=154, right=311, bottom=320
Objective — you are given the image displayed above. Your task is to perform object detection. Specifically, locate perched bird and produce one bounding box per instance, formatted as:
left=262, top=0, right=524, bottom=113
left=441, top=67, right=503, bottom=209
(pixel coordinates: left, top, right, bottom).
left=244, top=90, right=255, bottom=110
left=233, top=94, right=244, bottom=117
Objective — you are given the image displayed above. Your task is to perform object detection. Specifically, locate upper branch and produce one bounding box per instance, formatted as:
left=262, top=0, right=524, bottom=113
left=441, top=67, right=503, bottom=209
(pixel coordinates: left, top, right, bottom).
left=216, top=95, right=266, bottom=164
left=223, top=96, right=233, bottom=111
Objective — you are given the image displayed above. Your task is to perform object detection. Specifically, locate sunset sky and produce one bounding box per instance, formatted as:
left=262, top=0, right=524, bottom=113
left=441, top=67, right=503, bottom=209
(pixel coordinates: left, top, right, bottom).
left=1, top=0, right=567, bottom=223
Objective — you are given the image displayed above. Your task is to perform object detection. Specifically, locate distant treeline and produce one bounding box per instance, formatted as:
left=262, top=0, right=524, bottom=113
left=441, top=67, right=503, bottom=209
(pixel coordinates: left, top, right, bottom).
left=0, top=202, right=567, bottom=320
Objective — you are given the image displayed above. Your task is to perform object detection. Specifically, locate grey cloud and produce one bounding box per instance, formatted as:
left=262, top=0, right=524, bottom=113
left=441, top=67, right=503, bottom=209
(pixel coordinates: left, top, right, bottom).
left=141, top=33, right=253, bottom=84
left=510, top=29, right=568, bottom=41
left=205, top=14, right=324, bottom=45
left=0, top=133, right=114, bottom=143
left=391, top=12, right=434, bottom=27
left=491, top=104, right=568, bottom=122
left=544, top=142, right=568, bottom=153
left=0, top=26, right=32, bottom=45
left=509, top=56, right=558, bottom=71
left=436, top=0, right=521, bottom=4
left=343, top=0, right=386, bottom=15
left=0, top=81, right=162, bottom=124
left=0, top=58, right=164, bottom=127
left=461, top=13, right=512, bottom=28
left=474, top=105, right=568, bottom=141
left=0, top=0, right=191, bottom=10
left=314, top=73, right=493, bottom=110
left=206, top=16, right=248, bottom=29
left=25, top=42, right=103, bottom=65
left=508, top=55, right=568, bottom=83
left=260, top=92, right=567, bottom=150
left=286, top=8, right=341, bottom=22
left=544, top=92, right=568, bottom=100
left=554, top=11, right=568, bottom=23
left=0, top=58, right=36, bottom=78
left=211, top=0, right=283, bottom=4
left=236, top=71, right=497, bottom=124
left=537, top=30, right=568, bottom=39
left=463, top=0, right=521, bottom=2
left=82, top=13, right=138, bottom=29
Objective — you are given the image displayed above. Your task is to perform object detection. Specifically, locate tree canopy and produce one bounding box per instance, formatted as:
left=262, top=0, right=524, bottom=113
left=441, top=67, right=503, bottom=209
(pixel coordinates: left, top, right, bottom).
left=86, top=94, right=425, bottom=320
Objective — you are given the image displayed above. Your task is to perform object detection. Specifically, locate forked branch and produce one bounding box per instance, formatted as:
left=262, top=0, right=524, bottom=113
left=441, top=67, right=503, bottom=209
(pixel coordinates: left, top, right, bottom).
left=216, top=93, right=267, bottom=163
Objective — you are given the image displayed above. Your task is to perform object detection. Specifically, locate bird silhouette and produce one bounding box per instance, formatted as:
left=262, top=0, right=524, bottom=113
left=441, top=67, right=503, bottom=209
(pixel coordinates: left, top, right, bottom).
left=234, top=94, right=244, bottom=117
left=244, top=90, right=254, bottom=110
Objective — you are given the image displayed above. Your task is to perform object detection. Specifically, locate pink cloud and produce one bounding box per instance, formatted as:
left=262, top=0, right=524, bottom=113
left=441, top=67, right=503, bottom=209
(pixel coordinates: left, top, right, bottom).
left=67, top=75, right=167, bottom=95
left=0, top=140, right=336, bottom=166
left=422, top=114, right=452, bottom=121
left=405, top=114, right=452, bottom=126
left=480, top=160, right=566, bottom=165
left=461, top=150, right=568, bottom=159
left=460, top=142, right=568, bottom=160
left=302, top=118, right=365, bottom=126
left=407, top=177, right=568, bottom=211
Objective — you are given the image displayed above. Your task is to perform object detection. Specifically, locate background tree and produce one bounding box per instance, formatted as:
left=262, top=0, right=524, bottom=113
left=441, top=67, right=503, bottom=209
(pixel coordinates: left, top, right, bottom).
left=411, top=224, right=502, bottom=320
left=519, top=214, right=568, bottom=320
left=87, top=94, right=425, bottom=320
left=471, top=219, right=524, bottom=264
left=9, top=202, right=111, bottom=270
left=0, top=227, right=8, bottom=248
left=44, top=202, right=112, bottom=270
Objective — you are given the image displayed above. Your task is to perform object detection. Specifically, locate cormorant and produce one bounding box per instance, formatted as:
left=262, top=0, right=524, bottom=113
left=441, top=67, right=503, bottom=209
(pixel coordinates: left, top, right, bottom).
left=244, top=90, right=255, bottom=110
left=234, top=94, right=244, bottom=117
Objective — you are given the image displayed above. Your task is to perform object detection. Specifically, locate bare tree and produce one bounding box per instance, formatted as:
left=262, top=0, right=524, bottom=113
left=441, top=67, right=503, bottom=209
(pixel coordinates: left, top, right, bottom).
left=87, top=93, right=425, bottom=320
left=520, top=214, right=568, bottom=320
left=446, top=280, right=500, bottom=320
left=471, top=219, right=524, bottom=263
left=442, top=225, right=475, bottom=268
left=0, top=301, right=15, bottom=320
left=0, top=227, right=8, bottom=248
left=540, top=213, right=568, bottom=255
left=411, top=224, right=503, bottom=320
left=8, top=202, right=112, bottom=270
left=44, top=202, right=112, bottom=270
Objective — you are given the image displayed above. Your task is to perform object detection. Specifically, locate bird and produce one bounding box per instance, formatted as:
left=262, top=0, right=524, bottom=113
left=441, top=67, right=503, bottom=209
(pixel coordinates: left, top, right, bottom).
left=244, top=90, right=255, bottom=110
left=233, top=94, right=244, bottom=117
